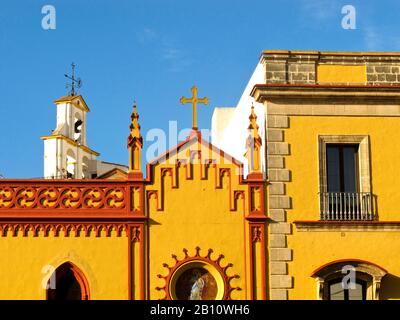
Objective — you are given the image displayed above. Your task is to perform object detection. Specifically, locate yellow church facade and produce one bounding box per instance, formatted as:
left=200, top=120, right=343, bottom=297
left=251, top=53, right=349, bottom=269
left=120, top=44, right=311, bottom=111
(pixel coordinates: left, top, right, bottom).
left=1, top=50, right=400, bottom=300
left=0, top=96, right=267, bottom=300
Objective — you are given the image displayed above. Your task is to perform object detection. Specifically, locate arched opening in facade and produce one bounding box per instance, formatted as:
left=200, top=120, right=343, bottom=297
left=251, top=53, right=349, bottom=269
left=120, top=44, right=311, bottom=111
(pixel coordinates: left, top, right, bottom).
left=311, top=259, right=387, bottom=300
left=46, top=262, right=90, bottom=300
left=66, top=149, right=77, bottom=179
left=73, top=112, right=83, bottom=144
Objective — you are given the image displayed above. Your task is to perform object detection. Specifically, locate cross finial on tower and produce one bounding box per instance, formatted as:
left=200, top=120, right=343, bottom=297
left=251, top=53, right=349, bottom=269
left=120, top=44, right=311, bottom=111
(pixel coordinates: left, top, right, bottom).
left=64, top=62, right=82, bottom=96
left=179, top=85, right=209, bottom=130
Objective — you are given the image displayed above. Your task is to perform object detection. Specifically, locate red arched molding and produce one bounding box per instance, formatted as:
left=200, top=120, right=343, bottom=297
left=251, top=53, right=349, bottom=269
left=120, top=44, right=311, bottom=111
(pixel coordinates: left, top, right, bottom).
left=46, top=262, right=90, bottom=300
left=311, top=259, right=388, bottom=277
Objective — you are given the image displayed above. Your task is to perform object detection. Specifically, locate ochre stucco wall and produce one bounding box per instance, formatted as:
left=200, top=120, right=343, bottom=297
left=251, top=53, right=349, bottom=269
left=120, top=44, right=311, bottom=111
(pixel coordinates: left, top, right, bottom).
left=0, top=233, right=128, bottom=299
left=284, top=115, right=400, bottom=299
left=285, top=116, right=400, bottom=221
left=146, top=142, right=252, bottom=300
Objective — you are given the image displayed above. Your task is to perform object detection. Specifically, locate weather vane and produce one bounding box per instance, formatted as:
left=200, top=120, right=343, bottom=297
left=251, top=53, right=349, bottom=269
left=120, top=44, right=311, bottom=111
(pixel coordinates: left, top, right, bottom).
left=64, top=62, right=82, bottom=96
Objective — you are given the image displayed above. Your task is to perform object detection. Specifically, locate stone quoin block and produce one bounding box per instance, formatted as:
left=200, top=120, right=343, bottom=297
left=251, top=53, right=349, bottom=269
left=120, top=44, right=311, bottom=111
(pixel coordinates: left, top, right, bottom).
left=271, top=262, right=288, bottom=275
left=270, top=234, right=287, bottom=247
left=269, top=182, right=285, bottom=195
left=270, top=223, right=291, bottom=235
left=271, top=275, right=293, bottom=289
left=266, top=129, right=284, bottom=142
left=270, top=248, right=292, bottom=261
left=267, top=115, right=289, bottom=128
left=270, top=289, right=288, bottom=300
left=269, top=209, right=286, bottom=222
left=267, top=142, right=289, bottom=155
left=267, top=156, right=284, bottom=169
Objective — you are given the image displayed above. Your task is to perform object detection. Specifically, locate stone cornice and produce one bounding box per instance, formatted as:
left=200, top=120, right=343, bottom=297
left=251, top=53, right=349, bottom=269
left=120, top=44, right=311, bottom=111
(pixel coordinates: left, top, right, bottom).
left=251, top=84, right=400, bottom=104
left=261, top=50, right=400, bottom=63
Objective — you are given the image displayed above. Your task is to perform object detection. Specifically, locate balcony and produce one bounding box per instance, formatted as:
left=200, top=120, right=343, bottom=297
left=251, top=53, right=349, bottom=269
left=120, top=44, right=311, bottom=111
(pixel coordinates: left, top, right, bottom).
left=320, top=192, right=373, bottom=221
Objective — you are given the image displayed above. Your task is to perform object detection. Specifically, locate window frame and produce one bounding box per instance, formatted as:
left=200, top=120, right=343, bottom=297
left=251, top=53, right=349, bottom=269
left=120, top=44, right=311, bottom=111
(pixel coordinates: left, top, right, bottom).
left=312, top=259, right=387, bottom=300
left=327, top=274, right=367, bottom=300
left=318, top=135, right=371, bottom=194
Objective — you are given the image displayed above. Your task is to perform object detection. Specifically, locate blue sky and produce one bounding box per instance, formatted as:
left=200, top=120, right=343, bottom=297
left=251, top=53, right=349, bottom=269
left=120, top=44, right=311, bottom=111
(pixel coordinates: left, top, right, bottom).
left=1, top=0, right=400, bottom=178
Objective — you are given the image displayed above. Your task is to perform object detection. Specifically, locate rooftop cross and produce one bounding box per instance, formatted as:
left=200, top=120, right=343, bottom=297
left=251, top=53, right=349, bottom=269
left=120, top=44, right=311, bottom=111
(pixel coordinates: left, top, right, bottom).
left=179, top=85, right=209, bottom=130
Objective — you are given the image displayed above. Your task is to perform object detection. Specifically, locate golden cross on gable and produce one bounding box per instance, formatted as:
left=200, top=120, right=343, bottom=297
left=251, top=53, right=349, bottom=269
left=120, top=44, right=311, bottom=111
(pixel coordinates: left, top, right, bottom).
left=180, top=85, right=209, bottom=130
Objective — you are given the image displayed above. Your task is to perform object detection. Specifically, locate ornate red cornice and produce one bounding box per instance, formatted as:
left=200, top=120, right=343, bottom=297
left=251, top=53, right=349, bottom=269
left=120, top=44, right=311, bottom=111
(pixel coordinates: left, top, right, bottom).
left=0, top=180, right=147, bottom=231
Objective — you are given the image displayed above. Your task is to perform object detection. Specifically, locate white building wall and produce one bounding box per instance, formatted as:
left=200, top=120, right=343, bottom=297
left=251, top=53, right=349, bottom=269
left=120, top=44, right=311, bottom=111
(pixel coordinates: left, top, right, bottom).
left=211, top=62, right=266, bottom=177
left=43, top=139, right=57, bottom=178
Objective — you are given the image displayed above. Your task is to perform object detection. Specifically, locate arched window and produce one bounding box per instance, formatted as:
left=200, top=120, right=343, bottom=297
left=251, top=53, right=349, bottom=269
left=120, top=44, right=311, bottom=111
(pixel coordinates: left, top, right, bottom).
left=311, top=259, right=387, bottom=300
left=46, top=262, right=90, bottom=300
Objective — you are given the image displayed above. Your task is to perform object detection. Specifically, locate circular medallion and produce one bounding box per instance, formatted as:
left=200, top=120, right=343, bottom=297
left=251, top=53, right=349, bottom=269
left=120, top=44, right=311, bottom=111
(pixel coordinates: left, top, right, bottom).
left=172, top=262, right=220, bottom=300
left=156, top=247, right=241, bottom=300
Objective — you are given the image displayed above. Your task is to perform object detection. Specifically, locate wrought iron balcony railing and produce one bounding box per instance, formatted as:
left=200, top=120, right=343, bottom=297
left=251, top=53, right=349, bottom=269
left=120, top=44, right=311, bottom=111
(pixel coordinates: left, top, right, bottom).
left=320, top=192, right=373, bottom=221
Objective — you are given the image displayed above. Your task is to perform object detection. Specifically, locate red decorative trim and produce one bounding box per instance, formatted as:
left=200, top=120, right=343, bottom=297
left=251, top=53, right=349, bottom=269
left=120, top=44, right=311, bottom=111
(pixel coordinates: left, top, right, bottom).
left=146, top=131, right=243, bottom=179
left=0, top=185, right=125, bottom=210
left=127, top=172, right=143, bottom=180
left=251, top=225, right=262, bottom=243
left=128, top=224, right=145, bottom=300
left=311, top=259, right=388, bottom=277
left=155, top=247, right=241, bottom=300
left=231, top=191, right=245, bottom=212
left=146, top=190, right=162, bottom=212
left=0, top=222, right=128, bottom=237
left=246, top=183, right=267, bottom=222
left=248, top=223, right=267, bottom=300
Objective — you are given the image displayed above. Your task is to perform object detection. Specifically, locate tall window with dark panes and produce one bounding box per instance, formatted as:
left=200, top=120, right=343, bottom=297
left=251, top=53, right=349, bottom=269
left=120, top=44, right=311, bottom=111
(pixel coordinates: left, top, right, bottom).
left=325, top=144, right=360, bottom=220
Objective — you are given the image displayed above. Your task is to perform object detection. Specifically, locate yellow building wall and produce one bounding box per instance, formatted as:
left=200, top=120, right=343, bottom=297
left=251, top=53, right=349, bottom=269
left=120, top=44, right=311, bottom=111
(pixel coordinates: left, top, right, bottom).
left=284, top=115, right=400, bottom=299
left=0, top=232, right=128, bottom=299
left=289, top=230, right=400, bottom=300
left=285, top=116, right=400, bottom=221
left=147, top=142, right=249, bottom=300
left=317, top=64, right=367, bottom=84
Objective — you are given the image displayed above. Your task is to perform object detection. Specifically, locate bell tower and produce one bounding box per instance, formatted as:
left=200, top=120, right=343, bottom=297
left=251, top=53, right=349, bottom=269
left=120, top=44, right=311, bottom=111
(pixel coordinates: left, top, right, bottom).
left=41, top=64, right=99, bottom=179
left=41, top=94, right=100, bottom=179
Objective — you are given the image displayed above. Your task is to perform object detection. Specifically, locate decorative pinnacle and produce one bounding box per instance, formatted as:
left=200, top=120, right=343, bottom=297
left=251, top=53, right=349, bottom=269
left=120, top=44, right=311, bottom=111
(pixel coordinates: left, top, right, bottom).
left=248, top=103, right=260, bottom=140
left=127, top=100, right=143, bottom=147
